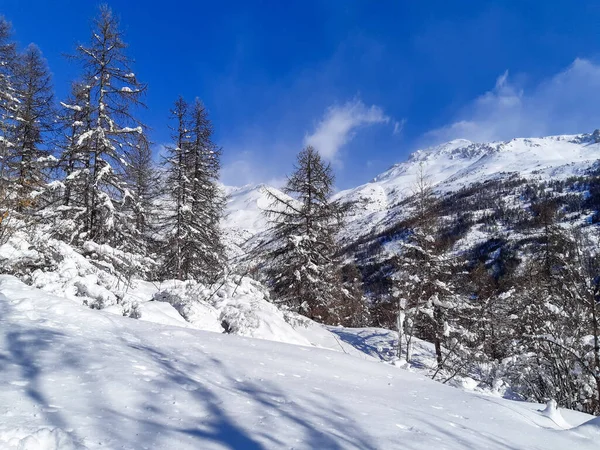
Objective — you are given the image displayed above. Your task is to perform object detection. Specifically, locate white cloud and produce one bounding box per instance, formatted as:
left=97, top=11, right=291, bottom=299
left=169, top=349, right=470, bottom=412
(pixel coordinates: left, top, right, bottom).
left=424, top=58, right=600, bottom=145
left=304, top=99, right=390, bottom=160
left=220, top=151, right=286, bottom=188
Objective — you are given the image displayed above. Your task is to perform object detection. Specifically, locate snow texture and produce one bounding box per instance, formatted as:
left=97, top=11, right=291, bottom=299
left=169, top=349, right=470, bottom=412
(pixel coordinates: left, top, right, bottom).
left=0, top=276, right=597, bottom=449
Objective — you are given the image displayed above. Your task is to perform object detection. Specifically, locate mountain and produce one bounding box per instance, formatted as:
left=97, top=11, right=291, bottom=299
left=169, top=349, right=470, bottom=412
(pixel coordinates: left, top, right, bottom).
left=224, top=132, right=600, bottom=245
left=334, top=132, right=600, bottom=240
left=0, top=275, right=597, bottom=449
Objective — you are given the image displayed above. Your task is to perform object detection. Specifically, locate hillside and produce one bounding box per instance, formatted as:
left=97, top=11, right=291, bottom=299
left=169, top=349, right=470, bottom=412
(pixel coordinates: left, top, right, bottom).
left=223, top=132, right=600, bottom=245
left=0, top=275, right=598, bottom=450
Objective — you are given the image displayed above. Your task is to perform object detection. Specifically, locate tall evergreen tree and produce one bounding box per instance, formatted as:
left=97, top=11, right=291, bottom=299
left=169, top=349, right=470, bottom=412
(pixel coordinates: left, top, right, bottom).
left=160, top=97, right=225, bottom=282
left=11, top=44, right=55, bottom=205
left=56, top=6, right=148, bottom=247
left=263, top=146, right=355, bottom=323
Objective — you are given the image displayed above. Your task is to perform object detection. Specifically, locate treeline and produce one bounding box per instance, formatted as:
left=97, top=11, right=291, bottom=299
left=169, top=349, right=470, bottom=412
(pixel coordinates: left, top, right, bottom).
left=0, top=6, right=225, bottom=284
left=0, top=6, right=365, bottom=326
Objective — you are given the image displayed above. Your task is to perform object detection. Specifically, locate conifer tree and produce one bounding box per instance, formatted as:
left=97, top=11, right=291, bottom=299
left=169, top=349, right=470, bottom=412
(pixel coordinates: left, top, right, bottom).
left=58, top=81, right=92, bottom=212
left=121, top=133, right=159, bottom=254
left=0, top=17, right=18, bottom=214
left=56, top=6, right=148, bottom=248
left=160, top=97, right=225, bottom=282
left=264, top=146, right=355, bottom=323
left=394, top=165, right=471, bottom=375
left=11, top=44, right=55, bottom=204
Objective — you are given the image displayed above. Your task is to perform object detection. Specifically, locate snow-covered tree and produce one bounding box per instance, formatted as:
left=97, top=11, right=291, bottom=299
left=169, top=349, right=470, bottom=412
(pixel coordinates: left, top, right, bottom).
left=123, top=133, right=159, bottom=255
left=263, top=146, right=356, bottom=324
left=58, top=81, right=91, bottom=214
left=160, top=97, right=225, bottom=282
left=11, top=44, right=55, bottom=205
left=509, top=221, right=600, bottom=414
left=55, top=6, right=148, bottom=248
left=394, top=165, right=472, bottom=376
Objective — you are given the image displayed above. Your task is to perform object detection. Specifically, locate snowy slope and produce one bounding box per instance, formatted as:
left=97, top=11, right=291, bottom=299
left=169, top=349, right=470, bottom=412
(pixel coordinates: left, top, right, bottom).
left=222, top=133, right=600, bottom=244
left=336, top=134, right=600, bottom=213
left=222, top=184, right=292, bottom=247
left=330, top=133, right=600, bottom=239
left=223, top=184, right=275, bottom=239
left=0, top=276, right=598, bottom=449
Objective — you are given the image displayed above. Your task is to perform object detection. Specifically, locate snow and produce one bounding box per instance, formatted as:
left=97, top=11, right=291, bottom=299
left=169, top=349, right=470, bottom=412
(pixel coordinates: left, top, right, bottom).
left=331, top=133, right=600, bottom=240
left=574, top=416, right=600, bottom=438
left=220, top=133, right=600, bottom=250
left=0, top=233, right=335, bottom=348
left=0, top=275, right=597, bottom=449
left=221, top=184, right=293, bottom=249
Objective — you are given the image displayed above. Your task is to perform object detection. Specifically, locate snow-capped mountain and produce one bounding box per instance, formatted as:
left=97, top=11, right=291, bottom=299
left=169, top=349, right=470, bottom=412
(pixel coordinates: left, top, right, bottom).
left=335, top=133, right=600, bottom=228
left=223, top=131, right=600, bottom=244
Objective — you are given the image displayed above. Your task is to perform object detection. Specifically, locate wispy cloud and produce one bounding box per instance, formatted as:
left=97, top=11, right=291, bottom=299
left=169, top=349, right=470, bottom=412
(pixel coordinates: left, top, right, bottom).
left=220, top=151, right=287, bottom=188
left=424, top=58, right=600, bottom=145
left=393, top=118, right=406, bottom=136
left=304, top=99, right=390, bottom=160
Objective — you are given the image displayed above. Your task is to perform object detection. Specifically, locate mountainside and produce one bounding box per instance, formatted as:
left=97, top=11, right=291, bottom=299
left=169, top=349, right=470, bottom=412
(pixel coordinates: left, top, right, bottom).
left=335, top=132, right=600, bottom=240
left=224, top=132, right=600, bottom=245
left=0, top=275, right=598, bottom=450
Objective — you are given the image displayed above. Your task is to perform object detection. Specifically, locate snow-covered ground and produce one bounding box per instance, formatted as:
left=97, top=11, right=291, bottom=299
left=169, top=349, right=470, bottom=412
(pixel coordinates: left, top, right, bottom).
left=0, top=276, right=598, bottom=449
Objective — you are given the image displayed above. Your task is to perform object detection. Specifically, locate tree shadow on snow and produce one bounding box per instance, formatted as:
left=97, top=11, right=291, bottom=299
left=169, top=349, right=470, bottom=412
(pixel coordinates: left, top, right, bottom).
left=120, top=343, right=267, bottom=450
left=328, top=328, right=396, bottom=360
left=0, top=298, right=84, bottom=443
left=122, top=342, right=378, bottom=449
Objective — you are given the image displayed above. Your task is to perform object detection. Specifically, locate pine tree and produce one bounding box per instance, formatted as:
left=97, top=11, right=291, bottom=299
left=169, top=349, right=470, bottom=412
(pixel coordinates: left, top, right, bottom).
left=11, top=44, right=55, bottom=205
left=263, top=146, right=354, bottom=324
left=56, top=6, right=148, bottom=248
left=160, top=97, right=225, bottom=282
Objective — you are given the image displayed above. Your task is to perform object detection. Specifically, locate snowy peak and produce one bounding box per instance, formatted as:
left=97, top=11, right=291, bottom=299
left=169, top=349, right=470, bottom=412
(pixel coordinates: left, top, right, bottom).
left=335, top=132, right=600, bottom=226
left=224, top=131, right=600, bottom=243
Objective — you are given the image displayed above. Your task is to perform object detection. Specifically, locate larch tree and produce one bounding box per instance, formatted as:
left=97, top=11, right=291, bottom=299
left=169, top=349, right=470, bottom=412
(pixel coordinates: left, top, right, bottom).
left=58, top=81, right=91, bottom=213
left=123, top=132, right=159, bottom=255
left=160, top=97, right=225, bottom=282
left=263, top=146, right=355, bottom=324
left=56, top=5, right=148, bottom=248
left=394, top=164, right=470, bottom=376
left=11, top=44, right=55, bottom=206
left=510, top=216, right=600, bottom=415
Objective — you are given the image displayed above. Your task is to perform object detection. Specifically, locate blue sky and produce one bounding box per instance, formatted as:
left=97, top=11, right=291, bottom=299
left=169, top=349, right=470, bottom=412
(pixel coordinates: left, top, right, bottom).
left=3, top=0, right=600, bottom=189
